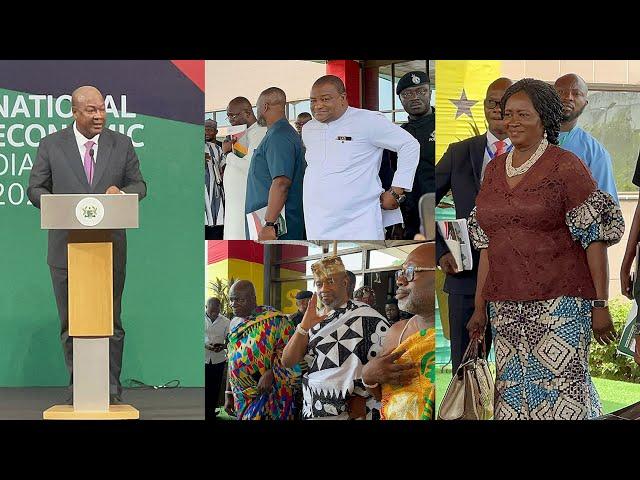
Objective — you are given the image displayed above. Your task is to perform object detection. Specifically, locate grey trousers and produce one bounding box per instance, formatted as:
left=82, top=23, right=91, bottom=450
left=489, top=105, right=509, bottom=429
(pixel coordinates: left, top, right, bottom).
left=49, top=265, right=126, bottom=396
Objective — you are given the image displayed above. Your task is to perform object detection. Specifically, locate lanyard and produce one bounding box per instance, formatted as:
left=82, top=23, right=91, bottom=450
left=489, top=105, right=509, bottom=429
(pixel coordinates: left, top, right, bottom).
left=485, top=142, right=513, bottom=160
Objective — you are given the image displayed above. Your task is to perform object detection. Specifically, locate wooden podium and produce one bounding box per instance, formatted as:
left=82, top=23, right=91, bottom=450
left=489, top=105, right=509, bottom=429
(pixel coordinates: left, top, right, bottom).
left=40, top=193, right=140, bottom=420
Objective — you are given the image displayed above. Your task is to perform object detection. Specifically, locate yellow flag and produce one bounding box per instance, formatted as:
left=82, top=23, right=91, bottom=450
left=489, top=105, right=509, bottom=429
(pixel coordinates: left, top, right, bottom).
left=435, top=60, right=502, bottom=162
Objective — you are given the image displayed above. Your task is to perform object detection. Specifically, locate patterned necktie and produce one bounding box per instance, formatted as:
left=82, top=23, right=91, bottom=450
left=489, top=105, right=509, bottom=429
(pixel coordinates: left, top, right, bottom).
left=83, top=140, right=95, bottom=185
left=494, top=139, right=506, bottom=157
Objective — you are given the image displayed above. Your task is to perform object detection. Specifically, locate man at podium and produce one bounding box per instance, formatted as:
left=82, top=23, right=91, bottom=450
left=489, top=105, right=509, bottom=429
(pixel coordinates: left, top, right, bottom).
left=27, top=85, right=146, bottom=405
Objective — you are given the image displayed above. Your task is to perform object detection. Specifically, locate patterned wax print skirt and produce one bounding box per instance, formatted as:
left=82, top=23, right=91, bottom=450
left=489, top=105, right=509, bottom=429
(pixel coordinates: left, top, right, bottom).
left=489, top=296, right=602, bottom=420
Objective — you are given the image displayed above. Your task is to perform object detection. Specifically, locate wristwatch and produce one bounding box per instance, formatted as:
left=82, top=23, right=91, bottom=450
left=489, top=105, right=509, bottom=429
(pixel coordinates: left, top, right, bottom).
left=388, top=189, right=406, bottom=205
left=591, top=300, right=608, bottom=308
left=263, top=221, right=279, bottom=237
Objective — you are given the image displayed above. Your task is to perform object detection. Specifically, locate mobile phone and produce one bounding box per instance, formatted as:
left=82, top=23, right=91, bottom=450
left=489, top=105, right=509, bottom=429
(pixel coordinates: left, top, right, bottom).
left=419, top=192, right=435, bottom=241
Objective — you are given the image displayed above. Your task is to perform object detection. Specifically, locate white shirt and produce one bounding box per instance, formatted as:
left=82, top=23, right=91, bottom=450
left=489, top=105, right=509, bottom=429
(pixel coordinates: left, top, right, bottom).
left=481, top=131, right=512, bottom=182
left=302, top=107, right=419, bottom=240
left=223, top=122, right=268, bottom=239
left=205, top=313, right=230, bottom=365
left=73, top=121, right=100, bottom=166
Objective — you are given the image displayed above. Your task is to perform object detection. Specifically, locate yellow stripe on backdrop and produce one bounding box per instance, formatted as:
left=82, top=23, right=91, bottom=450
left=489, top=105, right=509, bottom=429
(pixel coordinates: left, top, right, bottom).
left=435, top=60, right=502, bottom=162
left=205, top=258, right=306, bottom=314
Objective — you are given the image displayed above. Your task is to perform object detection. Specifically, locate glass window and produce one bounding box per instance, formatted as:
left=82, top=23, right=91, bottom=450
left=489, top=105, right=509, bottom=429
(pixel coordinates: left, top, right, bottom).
left=378, top=66, right=393, bottom=113
left=369, top=247, right=408, bottom=270
left=291, top=99, right=312, bottom=119
left=278, top=261, right=307, bottom=279
left=578, top=90, right=640, bottom=193
left=336, top=242, right=360, bottom=252
left=377, top=60, right=431, bottom=124
left=215, top=110, right=229, bottom=128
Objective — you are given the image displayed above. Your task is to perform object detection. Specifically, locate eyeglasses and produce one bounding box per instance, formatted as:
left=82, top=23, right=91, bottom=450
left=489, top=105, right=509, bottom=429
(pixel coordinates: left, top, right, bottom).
left=484, top=99, right=501, bottom=109
left=400, top=87, right=430, bottom=100
left=226, top=111, right=247, bottom=121
left=394, top=266, right=435, bottom=282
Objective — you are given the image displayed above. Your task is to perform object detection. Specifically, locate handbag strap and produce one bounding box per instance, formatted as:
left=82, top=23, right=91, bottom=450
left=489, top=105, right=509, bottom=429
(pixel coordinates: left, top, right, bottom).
left=477, top=338, right=487, bottom=360
left=455, top=340, right=479, bottom=378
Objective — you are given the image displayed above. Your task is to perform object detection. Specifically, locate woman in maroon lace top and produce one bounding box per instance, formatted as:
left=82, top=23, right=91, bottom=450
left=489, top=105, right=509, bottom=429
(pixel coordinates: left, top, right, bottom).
left=467, top=78, right=624, bottom=420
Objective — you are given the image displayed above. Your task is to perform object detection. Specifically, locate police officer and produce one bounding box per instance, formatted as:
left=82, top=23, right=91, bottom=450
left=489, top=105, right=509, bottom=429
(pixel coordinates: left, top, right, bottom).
left=391, top=70, right=435, bottom=239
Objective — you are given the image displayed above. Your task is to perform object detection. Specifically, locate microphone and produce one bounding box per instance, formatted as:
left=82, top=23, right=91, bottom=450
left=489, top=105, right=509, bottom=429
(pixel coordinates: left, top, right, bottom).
left=89, top=148, right=95, bottom=164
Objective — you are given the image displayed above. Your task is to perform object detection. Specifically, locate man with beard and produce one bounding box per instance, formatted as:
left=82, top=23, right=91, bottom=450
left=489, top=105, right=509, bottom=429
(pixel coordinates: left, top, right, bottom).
left=361, top=242, right=436, bottom=419
left=245, top=87, right=305, bottom=240
left=281, top=256, right=390, bottom=419
left=435, top=77, right=512, bottom=373
left=554, top=73, right=618, bottom=202
left=223, top=97, right=267, bottom=239
left=389, top=71, right=436, bottom=239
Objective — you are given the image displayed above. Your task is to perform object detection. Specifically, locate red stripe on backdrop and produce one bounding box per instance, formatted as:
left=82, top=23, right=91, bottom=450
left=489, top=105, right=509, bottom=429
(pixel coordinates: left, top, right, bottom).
left=171, top=60, right=205, bottom=92
left=207, top=242, right=308, bottom=270
left=326, top=60, right=361, bottom=108
left=280, top=244, right=308, bottom=273
left=207, top=241, right=229, bottom=265
left=228, top=241, right=264, bottom=264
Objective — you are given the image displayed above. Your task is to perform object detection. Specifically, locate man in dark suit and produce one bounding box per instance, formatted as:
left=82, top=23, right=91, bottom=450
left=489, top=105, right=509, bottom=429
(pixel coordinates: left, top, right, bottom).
left=435, top=77, right=512, bottom=373
left=27, top=86, right=147, bottom=404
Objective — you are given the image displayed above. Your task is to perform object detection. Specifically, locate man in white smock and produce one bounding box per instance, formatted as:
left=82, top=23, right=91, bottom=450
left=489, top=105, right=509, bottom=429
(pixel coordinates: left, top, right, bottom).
left=302, top=75, right=420, bottom=240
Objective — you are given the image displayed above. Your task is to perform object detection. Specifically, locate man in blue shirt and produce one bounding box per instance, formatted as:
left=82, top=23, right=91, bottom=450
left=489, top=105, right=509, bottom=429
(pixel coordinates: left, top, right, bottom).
left=245, top=87, right=305, bottom=240
left=554, top=73, right=619, bottom=203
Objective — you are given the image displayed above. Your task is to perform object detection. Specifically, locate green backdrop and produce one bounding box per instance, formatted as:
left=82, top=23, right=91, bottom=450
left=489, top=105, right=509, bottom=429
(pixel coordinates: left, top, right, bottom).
left=0, top=86, right=203, bottom=387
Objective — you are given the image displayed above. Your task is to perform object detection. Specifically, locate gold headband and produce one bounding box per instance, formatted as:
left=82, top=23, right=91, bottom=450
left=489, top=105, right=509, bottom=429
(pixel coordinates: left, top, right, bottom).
left=311, top=255, right=345, bottom=280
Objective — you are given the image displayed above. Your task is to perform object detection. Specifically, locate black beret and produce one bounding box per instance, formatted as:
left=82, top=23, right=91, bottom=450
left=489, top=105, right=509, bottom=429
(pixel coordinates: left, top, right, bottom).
left=396, top=71, right=428, bottom=95
left=295, top=290, right=313, bottom=300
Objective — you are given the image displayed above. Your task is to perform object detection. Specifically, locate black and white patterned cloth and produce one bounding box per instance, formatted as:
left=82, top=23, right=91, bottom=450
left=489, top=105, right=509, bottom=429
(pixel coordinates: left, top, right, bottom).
left=302, top=300, right=390, bottom=420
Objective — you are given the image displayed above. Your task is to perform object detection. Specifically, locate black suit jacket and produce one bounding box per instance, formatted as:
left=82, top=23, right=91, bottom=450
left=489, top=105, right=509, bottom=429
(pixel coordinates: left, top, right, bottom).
left=27, top=125, right=147, bottom=271
left=435, top=134, right=487, bottom=295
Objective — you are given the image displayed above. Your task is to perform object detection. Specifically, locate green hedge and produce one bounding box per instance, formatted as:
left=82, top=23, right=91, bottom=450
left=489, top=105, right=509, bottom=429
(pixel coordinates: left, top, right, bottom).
left=589, top=297, right=640, bottom=383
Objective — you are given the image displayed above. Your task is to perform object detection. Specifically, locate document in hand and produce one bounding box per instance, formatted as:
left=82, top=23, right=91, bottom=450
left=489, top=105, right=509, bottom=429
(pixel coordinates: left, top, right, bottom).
left=436, top=219, right=473, bottom=271
left=246, top=205, right=287, bottom=241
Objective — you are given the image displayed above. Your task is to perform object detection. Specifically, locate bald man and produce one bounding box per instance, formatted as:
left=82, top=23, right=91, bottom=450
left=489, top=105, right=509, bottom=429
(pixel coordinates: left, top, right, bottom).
left=361, top=242, right=436, bottom=419
left=245, top=87, right=305, bottom=240
left=223, top=280, right=300, bottom=420
left=28, top=85, right=146, bottom=405
left=554, top=73, right=618, bottom=202
left=222, top=97, right=267, bottom=239
left=435, top=77, right=512, bottom=373
left=303, top=75, right=419, bottom=240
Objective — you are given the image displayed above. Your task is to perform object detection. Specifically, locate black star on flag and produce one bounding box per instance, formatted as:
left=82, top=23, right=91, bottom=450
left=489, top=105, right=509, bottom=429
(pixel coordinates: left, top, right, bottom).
left=449, top=89, right=478, bottom=119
